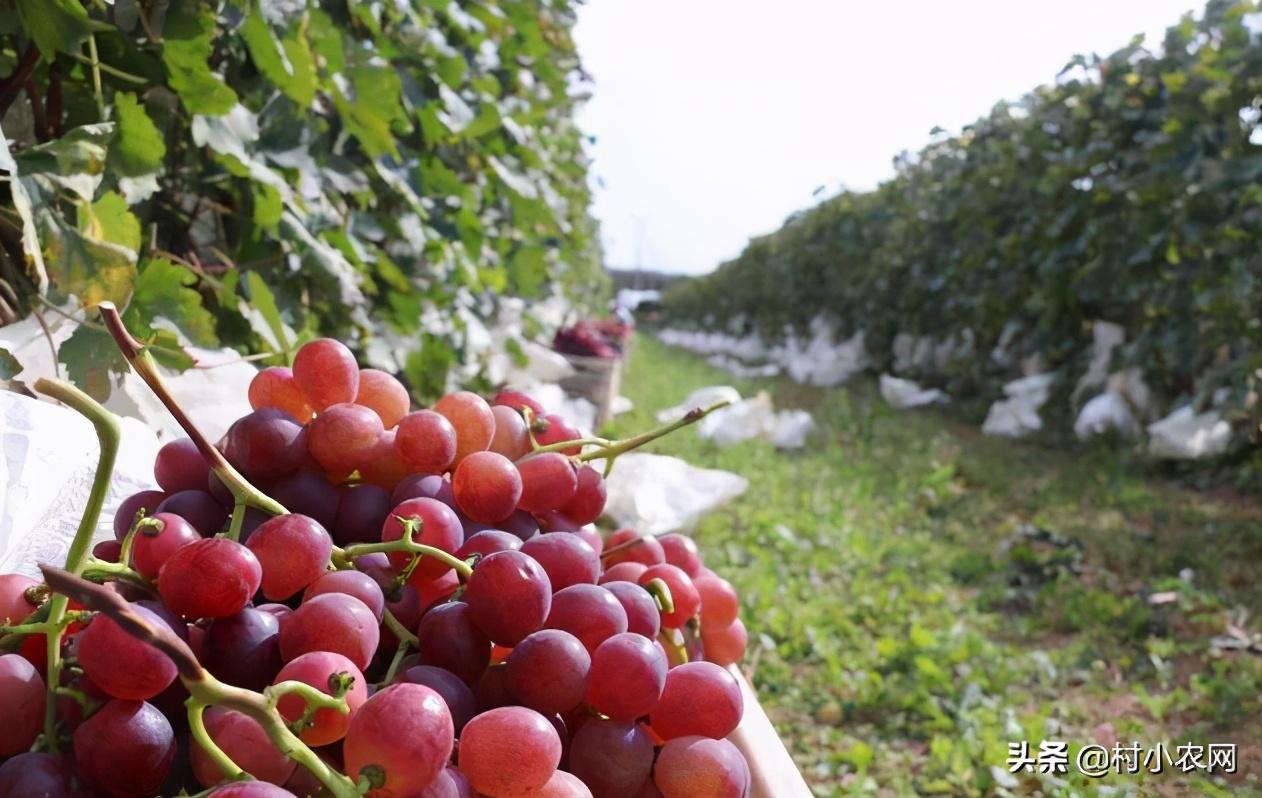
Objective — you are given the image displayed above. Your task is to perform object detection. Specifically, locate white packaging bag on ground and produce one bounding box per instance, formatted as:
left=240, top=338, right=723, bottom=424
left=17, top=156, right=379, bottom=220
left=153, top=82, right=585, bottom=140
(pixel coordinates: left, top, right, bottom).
left=1073, top=392, right=1140, bottom=440
left=599, top=452, right=748, bottom=536
left=771, top=410, right=815, bottom=449
left=879, top=374, right=947, bottom=408
left=1147, top=405, right=1232, bottom=460
left=697, top=393, right=776, bottom=448
left=981, top=373, right=1056, bottom=438
left=0, top=391, right=161, bottom=578
left=656, top=385, right=742, bottom=423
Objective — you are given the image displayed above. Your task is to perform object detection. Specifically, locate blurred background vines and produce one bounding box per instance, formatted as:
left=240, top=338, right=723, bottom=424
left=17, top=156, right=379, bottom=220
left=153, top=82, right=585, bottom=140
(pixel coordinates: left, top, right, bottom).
left=0, top=0, right=606, bottom=400
left=663, top=0, right=1262, bottom=474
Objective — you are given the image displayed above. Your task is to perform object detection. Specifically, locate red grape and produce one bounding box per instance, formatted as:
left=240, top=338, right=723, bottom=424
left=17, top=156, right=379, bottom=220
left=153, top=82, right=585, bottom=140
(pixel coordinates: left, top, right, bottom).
left=638, top=564, right=700, bottom=629
left=303, top=570, right=385, bottom=622
left=534, top=413, right=582, bottom=455
left=603, top=581, right=662, bottom=639
left=113, top=489, right=167, bottom=539
left=395, top=410, right=459, bottom=475
left=292, top=338, right=360, bottom=412
left=358, top=429, right=409, bottom=489
left=599, top=561, right=647, bottom=585
left=77, top=605, right=177, bottom=701
left=523, top=533, right=599, bottom=591
left=569, top=720, right=655, bottom=798
left=497, top=509, right=541, bottom=542
left=652, top=736, right=749, bottom=798
left=249, top=365, right=315, bottom=423
left=209, top=783, right=299, bottom=797
left=0, top=752, right=77, bottom=798
left=701, top=618, right=747, bottom=666
left=465, top=550, right=552, bottom=646
left=658, top=534, right=702, bottom=578
left=492, top=390, right=546, bottom=418
left=191, top=706, right=297, bottom=787
left=246, top=514, right=334, bottom=600
left=203, top=607, right=283, bottom=691
left=694, top=575, right=739, bottom=630
left=333, top=483, right=392, bottom=547
left=154, top=437, right=211, bottom=494
left=273, top=651, right=368, bottom=746
left=434, top=391, right=496, bottom=466
left=398, top=664, right=478, bottom=732
left=489, top=405, right=532, bottom=460
left=459, top=706, right=562, bottom=797
left=0, top=654, right=44, bottom=756
left=539, top=770, right=594, bottom=797
left=268, top=471, right=342, bottom=530
left=417, top=601, right=492, bottom=686
left=223, top=409, right=308, bottom=482
left=413, top=567, right=461, bottom=613
left=516, top=453, right=578, bottom=514
left=604, top=529, right=665, bottom=568
left=506, top=629, right=591, bottom=716
left=307, top=403, right=384, bottom=480
left=344, top=683, right=454, bottom=796
left=129, top=512, right=200, bottom=580
left=381, top=497, right=464, bottom=578
left=457, top=529, right=524, bottom=562
left=453, top=451, right=523, bottom=523
left=0, top=573, right=40, bottom=625
left=355, top=368, right=410, bottom=427
left=558, top=465, right=607, bottom=525
left=158, top=537, right=261, bottom=619
left=156, top=490, right=227, bottom=536
left=93, top=539, right=123, bottom=562
left=585, top=633, right=667, bottom=721
left=392, top=473, right=454, bottom=507
left=575, top=524, right=603, bottom=556
left=546, top=584, right=628, bottom=654
left=279, top=593, right=379, bottom=670
left=73, top=700, right=176, bottom=798
left=649, top=662, right=743, bottom=740
left=416, top=766, right=477, bottom=798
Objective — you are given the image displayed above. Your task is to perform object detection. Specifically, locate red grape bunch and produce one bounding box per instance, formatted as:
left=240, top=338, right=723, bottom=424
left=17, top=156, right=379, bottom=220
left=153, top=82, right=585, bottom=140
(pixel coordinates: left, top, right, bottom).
left=0, top=336, right=750, bottom=797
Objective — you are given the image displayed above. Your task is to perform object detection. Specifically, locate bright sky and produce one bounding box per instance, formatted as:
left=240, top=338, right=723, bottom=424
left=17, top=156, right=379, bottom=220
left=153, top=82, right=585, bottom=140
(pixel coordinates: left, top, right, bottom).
left=574, top=0, right=1200, bottom=274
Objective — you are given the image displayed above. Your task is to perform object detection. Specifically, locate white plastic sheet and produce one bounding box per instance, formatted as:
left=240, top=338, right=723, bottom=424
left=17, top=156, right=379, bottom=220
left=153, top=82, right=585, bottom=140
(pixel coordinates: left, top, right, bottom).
left=0, top=391, right=161, bottom=578
left=598, top=452, right=748, bottom=536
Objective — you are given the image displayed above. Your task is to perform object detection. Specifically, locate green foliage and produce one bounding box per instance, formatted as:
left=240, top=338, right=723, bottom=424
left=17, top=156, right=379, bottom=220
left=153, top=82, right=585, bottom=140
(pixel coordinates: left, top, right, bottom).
left=0, top=0, right=607, bottom=397
left=663, top=1, right=1262, bottom=434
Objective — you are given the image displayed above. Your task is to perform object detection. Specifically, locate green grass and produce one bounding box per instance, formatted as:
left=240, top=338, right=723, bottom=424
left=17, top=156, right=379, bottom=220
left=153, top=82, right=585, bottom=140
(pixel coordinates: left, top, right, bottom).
left=604, top=335, right=1262, bottom=797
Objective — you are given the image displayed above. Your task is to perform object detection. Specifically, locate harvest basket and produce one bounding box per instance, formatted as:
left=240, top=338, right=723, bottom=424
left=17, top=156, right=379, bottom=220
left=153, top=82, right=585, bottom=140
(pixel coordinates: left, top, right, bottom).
left=558, top=353, right=623, bottom=427
left=730, top=666, right=814, bottom=797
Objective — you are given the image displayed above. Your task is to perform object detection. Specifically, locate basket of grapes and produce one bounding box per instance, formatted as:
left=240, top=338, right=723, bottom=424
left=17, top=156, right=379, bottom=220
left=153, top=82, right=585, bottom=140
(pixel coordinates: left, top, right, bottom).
left=0, top=305, right=810, bottom=798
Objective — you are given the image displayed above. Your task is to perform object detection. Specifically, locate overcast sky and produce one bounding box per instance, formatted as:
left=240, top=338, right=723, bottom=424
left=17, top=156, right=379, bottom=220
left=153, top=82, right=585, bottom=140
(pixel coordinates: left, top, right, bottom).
left=573, top=0, right=1200, bottom=274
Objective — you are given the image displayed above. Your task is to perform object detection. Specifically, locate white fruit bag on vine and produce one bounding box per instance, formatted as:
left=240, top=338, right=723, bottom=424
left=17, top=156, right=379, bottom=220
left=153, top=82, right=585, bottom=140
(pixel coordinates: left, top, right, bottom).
left=880, top=374, right=947, bottom=408
left=981, top=373, right=1055, bottom=438
left=598, top=453, right=748, bottom=536
left=0, top=391, right=161, bottom=578
left=1146, top=405, right=1232, bottom=460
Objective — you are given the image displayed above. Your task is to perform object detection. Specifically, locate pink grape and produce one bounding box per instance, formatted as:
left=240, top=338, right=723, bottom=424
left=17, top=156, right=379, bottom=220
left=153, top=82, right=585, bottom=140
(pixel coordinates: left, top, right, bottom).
left=0, top=654, right=44, bottom=757
left=459, top=706, right=562, bottom=797
left=158, top=537, right=261, bottom=619
left=506, top=629, right=591, bottom=715
left=658, top=534, right=703, bottom=578
left=416, top=601, right=492, bottom=686
left=413, top=568, right=461, bottom=612
left=489, top=404, right=532, bottom=459
left=398, top=665, right=478, bottom=733
left=465, top=550, right=552, bottom=646
left=279, top=593, right=379, bottom=670
left=113, top=489, right=166, bottom=539
left=246, top=514, right=334, bottom=600
left=416, top=767, right=477, bottom=798
left=603, top=581, right=662, bottom=639
left=73, top=700, right=176, bottom=798
left=695, top=574, right=740, bottom=630
left=702, top=618, right=747, bottom=666
left=652, top=737, right=749, bottom=798
left=539, top=770, right=595, bottom=797
left=492, top=390, right=546, bottom=418
left=434, top=391, right=496, bottom=466
left=516, top=453, right=578, bottom=514
left=129, top=512, right=200, bottom=580
left=307, top=402, right=384, bottom=480
left=303, top=570, right=385, bottom=622
left=395, top=410, right=458, bottom=474
left=558, top=465, right=607, bottom=525
left=344, top=684, right=454, bottom=796
left=604, top=529, right=665, bottom=567
left=154, top=437, right=210, bottom=493
left=77, top=605, right=177, bottom=701
left=546, top=584, right=628, bottom=654
left=638, top=564, right=700, bottom=629
left=0, top=573, right=40, bottom=625
left=391, top=473, right=454, bottom=506
left=523, top=533, right=599, bottom=590
left=358, top=429, right=409, bottom=489
left=456, top=530, right=523, bottom=562
left=649, top=662, right=744, bottom=740
left=274, top=652, right=368, bottom=746
left=208, top=783, right=299, bottom=797
left=534, top=413, right=582, bottom=455
left=569, top=720, right=655, bottom=798
left=355, top=368, right=410, bottom=427
left=380, top=497, right=464, bottom=578
left=249, top=365, right=315, bottom=423
left=453, top=451, right=523, bottom=523
left=292, top=338, right=360, bottom=412
left=585, top=633, right=667, bottom=721
left=191, top=707, right=297, bottom=787
left=598, top=561, right=648, bottom=585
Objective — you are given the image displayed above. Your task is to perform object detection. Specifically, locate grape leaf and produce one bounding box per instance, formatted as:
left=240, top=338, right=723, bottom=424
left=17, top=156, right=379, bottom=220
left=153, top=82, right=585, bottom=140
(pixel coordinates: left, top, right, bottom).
left=241, top=9, right=316, bottom=106
left=16, top=0, right=95, bottom=58
left=58, top=324, right=126, bottom=400
left=78, top=192, right=141, bottom=252
left=43, top=218, right=137, bottom=309
left=162, top=6, right=238, bottom=115
left=123, top=257, right=217, bottom=347
left=243, top=270, right=290, bottom=355
left=332, top=64, right=407, bottom=158
left=110, top=93, right=166, bottom=178
left=0, top=345, right=20, bottom=379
